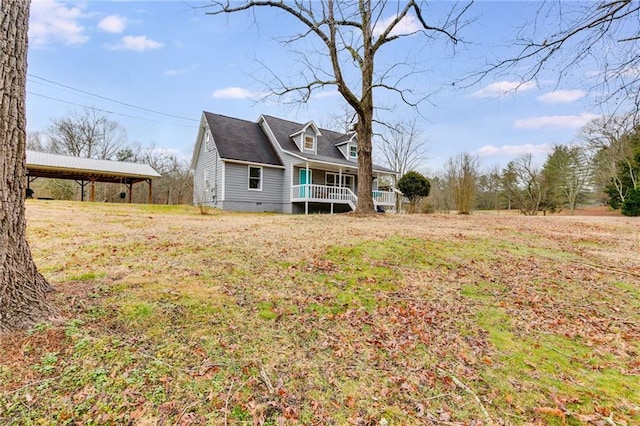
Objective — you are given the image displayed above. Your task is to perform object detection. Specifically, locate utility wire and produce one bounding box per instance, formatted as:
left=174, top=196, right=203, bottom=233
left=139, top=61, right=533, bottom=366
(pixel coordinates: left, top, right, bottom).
left=27, top=91, right=198, bottom=129
left=27, top=73, right=199, bottom=123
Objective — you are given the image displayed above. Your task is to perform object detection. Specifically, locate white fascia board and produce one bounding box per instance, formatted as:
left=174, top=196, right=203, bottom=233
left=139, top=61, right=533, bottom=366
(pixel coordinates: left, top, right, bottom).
left=221, top=158, right=285, bottom=169
left=190, top=114, right=208, bottom=170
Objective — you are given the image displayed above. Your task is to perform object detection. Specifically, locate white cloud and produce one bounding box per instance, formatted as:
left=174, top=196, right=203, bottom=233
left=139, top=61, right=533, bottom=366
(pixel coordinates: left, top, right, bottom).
left=312, top=90, right=340, bottom=99
left=212, top=87, right=259, bottom=99
left=470, top=80, right=536, bottom=98
left=373, top=15, right=421, bottom=37
left=29, top=0, right=88, bottom=46
left=476, top=144, right=551, bottom=157
left=164, top=66, right=195, bottom=76
left=514, top=113, right=599, bottom=130
left=108, top=35, right=164, bottom=51
left=537, top=89, right=586, bottom=104
left=98, top=15, right=127, bottom=34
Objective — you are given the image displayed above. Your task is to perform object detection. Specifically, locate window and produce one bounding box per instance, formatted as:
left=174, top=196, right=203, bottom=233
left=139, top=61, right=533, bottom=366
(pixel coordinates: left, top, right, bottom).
left=325, top=172, right=354, bottom=190
left=349, top=145, right=358, bottom=159
left=325, top=173, right=336, bottom=186
left=248, top=166, right=262, bottom=190
left=304, top=135, right=315, bottom=150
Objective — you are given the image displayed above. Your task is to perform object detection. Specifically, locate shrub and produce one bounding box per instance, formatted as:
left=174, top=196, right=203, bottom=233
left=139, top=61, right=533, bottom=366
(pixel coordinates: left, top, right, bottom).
left=397, top=171, right=431, bottom=213
left=621, top=188, right=640, bottom=216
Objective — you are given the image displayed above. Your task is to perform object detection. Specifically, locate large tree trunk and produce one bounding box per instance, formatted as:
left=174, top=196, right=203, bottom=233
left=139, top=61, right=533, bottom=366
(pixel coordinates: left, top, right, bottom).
left=1, top=0, right=54, bottom=333
left=354, top=0, right=374, bottom=215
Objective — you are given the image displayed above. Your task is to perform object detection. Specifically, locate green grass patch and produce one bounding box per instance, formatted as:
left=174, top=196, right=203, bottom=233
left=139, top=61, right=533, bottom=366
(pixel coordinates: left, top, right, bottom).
left=8, top=203, right=638, bottom=425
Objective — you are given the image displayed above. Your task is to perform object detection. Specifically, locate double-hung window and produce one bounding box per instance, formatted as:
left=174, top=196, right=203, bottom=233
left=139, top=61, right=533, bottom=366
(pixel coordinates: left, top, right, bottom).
left=349, top=145, right=358, bottom=159
left=304, top=135, right=315, bottom=151
left=248, top=166, right=262, bottom=190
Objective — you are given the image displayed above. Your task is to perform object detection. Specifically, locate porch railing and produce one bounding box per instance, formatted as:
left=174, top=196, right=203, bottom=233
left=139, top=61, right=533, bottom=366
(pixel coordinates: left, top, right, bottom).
left=291, top=184, right=395, bottom=209
left=372, top=190, right=395, bottom=206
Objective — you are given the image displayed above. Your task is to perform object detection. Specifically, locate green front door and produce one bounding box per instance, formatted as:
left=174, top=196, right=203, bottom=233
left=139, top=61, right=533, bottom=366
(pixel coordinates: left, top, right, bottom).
left=299, top=169, right=311, bottom=198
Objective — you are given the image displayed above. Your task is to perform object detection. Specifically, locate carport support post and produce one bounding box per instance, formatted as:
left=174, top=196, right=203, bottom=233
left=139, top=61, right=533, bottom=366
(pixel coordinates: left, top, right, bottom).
left=128, top=181, right=133, bottom=203
left=147, top=179, right=153, bottom=204
left=89, top=179, right=96, bottom=202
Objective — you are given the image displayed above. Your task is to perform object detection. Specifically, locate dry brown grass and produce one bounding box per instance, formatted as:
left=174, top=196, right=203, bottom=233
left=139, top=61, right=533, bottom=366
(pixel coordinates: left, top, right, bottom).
left=1, top=200, right=638, bottom=425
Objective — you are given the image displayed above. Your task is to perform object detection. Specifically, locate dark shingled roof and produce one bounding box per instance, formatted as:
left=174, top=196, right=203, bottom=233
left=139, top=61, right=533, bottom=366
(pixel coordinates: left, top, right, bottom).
left=204, top=112, right=283, bottom=166
left=261, top=115, right=396, bottom=173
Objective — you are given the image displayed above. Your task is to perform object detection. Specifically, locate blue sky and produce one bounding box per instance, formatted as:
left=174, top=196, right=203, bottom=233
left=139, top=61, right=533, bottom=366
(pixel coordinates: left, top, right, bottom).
left=26, top=1, right=615, bottom=173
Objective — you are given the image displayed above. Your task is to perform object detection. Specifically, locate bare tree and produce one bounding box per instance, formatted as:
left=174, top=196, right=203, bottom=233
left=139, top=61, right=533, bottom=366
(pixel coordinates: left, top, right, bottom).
left=26, top=131, right=46, bottom=151
left=321, top=103, right=357, bottom=134
left=445, top=152, right=479, bottom=215
left=205, top=1, right=468, bottom=213
left=1, top=0, right=54, bottom=332
left=378, top=118, right=427, bottom=177
left=476, top=164, right=502, bottom=211
left=48, top=109, right=127, bottom=160
left=580, top=115, right=638, bottom=204
left=500, top=154, right=551, bottom=216
left=475, top=2, right=640, bottom=117
left=138, top=144, right=193, bottom=204
left=425, top=173, right=454, bottom=213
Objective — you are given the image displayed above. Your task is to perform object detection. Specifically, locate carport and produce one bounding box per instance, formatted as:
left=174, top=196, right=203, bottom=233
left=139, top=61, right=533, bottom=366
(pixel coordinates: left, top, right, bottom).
left=26, top=150, right=162, bottom=203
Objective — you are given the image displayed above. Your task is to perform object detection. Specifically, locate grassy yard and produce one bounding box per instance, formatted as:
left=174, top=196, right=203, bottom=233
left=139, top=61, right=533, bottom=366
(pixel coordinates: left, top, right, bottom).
left=1, top=201, right=639, bottom=425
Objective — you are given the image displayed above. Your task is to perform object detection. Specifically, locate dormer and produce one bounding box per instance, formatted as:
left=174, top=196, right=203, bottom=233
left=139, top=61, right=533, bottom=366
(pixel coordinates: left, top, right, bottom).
left=335, top=133, right=358, bottom=161
left=290, top=121, right=321, bottom=154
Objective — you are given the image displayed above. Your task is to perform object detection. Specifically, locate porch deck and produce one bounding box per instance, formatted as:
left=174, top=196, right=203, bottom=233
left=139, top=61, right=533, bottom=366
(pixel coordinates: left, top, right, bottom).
left=291, top=184, right=396, bottom=211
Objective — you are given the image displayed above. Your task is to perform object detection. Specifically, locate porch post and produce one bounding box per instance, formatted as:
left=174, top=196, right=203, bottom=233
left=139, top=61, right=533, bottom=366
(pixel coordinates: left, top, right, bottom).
left=148, top=179, right=153, bottom=204
left=128, top=182, right=133, bottom=203
left=305, top=162, right=309, bottom=215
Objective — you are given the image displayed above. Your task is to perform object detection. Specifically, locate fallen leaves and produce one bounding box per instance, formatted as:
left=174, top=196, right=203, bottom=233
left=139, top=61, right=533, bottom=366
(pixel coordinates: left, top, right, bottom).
left=2, top=203, right=638, bottom=425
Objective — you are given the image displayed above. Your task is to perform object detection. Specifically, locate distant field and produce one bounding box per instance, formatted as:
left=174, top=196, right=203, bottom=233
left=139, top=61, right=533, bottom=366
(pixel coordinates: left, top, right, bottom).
left=1, top=200, right=638, bottom=425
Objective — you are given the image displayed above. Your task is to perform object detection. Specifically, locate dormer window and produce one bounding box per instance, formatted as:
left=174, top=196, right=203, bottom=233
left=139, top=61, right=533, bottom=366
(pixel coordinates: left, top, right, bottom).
left=349, top=145, right=358, bottom=159
left=291, top=121, right=321, bottom=153
left=304, top=135, right=315, bottom=150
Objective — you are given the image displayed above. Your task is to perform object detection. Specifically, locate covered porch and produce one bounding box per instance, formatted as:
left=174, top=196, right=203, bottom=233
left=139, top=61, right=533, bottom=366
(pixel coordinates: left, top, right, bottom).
left=289, top=161, right=397, bottom=213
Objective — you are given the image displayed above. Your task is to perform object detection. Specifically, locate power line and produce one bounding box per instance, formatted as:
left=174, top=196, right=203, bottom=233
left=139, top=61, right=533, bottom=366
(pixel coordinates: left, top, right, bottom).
left=27, top=91, right=198, bottom=129
left=27, top=73, right=199, bottom=123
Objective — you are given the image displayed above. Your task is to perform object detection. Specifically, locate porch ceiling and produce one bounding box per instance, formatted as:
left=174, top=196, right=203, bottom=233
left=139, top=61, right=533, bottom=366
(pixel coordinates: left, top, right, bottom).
left=292, top=161, right=396, bottom=176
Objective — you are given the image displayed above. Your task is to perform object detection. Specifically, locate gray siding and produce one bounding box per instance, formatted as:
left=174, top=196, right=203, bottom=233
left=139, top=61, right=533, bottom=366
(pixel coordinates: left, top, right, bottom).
left=193, top=130, right=224, bottom=208
left=278, top=151, right=303, bottom=213
left=223, top=162, right=284, bottom=212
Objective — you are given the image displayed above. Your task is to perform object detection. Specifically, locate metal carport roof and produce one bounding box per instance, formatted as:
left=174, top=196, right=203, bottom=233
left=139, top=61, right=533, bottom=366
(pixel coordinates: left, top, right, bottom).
left=26, top=150, right=161, bottom=183
left=26, top=150, right=161, bottom=202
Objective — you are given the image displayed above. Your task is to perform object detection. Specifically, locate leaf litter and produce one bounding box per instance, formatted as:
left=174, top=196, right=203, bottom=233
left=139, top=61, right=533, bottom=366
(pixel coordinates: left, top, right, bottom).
left=0, top=201, right=638, bottom=424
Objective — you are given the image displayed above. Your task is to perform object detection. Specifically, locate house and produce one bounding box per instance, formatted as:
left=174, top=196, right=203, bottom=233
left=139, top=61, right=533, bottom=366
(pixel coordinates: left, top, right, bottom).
left=190, top=111, right=398, bottom=214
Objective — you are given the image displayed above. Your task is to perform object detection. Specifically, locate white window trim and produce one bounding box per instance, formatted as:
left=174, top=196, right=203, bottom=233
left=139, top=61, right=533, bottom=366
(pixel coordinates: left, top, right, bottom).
left=248, top=165, right=263, bottom=191
left=325, top=172, right=337, bottom=186
left=349, top=144, right=358, bottom=159
left=304, top=135, right=315, bottom=151
left=325, top=172, right=354, bottom=189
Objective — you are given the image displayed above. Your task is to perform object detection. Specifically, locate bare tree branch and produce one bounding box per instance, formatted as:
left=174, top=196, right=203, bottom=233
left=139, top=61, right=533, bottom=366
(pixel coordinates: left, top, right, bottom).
left=466, top=1, right=640, bottom=117
left=203, top=0, right=468, bottom=213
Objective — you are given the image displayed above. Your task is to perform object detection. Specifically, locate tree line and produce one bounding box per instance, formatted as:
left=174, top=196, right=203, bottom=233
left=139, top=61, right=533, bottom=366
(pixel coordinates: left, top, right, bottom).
left=27, top=109, right=193, bottom=205
left=397, top=114, right=640, bottom=217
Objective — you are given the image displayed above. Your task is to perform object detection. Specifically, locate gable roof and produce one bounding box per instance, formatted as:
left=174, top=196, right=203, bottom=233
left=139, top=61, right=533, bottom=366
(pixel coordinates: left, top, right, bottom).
left=289, top=121, right=322, bottom=138
left=260, top=115, right=396, bottom=173
left=203, top=112, right=283, bottom=166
